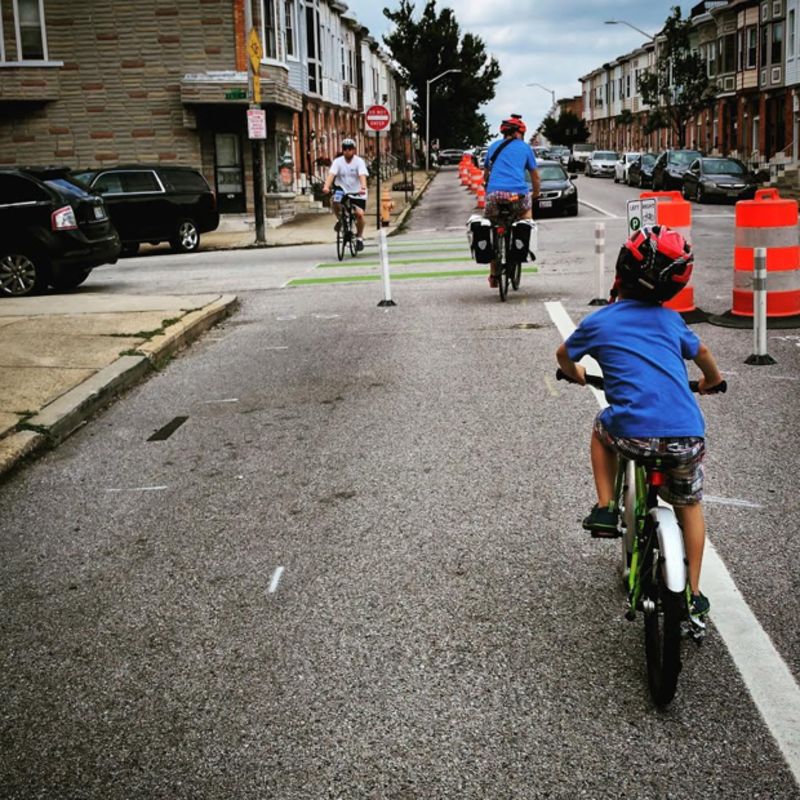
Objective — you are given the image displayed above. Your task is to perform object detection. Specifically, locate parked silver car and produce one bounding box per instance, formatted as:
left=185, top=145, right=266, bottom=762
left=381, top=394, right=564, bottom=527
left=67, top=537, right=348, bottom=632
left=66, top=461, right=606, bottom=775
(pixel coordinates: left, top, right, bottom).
left=586, top=150, right=619, bottom=178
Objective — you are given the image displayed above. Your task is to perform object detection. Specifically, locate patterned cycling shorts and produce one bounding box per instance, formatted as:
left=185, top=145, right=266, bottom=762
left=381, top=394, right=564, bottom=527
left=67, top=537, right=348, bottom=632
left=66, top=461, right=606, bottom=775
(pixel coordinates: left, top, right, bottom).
left=485, top=191, right=532, bottom=221
left=594, top=417, right=705, bottom=506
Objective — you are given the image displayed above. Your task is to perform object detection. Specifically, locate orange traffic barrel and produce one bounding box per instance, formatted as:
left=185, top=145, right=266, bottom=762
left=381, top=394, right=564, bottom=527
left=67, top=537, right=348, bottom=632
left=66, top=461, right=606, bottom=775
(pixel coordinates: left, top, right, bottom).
left=476, top=184, right=485, bottom=209
left=731, top=189, right=800, bottom=319
left=469, top=169, right=482, bottom=194
left=640, top=191, right=703, bottom=320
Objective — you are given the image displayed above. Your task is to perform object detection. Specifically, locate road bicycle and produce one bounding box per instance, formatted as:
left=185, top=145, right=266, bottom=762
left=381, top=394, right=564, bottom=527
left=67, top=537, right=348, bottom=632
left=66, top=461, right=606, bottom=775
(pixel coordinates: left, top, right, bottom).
left=490, top=199, right=525, bottom=301
left=557, top=368, right=726, bottom=707
left=334, top=190, right=359, bottom=261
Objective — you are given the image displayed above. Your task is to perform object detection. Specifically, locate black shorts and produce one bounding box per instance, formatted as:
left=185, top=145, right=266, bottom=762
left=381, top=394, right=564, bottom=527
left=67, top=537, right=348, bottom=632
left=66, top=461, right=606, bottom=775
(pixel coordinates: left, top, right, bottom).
left=334, top=190, right=365, bottom=211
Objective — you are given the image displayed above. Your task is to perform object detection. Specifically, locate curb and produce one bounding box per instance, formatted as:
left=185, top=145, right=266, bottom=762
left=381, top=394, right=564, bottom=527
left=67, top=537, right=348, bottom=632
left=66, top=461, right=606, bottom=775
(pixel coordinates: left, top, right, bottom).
left=0, top=294, right=238, bottom=481
left=390, top=172, right=436, bottom=234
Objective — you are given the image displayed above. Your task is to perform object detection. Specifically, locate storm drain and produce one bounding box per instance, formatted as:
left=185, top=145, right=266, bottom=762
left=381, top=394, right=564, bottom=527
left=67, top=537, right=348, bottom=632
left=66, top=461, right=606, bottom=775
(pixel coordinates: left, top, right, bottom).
left=148, top=416, right=188, bottom=441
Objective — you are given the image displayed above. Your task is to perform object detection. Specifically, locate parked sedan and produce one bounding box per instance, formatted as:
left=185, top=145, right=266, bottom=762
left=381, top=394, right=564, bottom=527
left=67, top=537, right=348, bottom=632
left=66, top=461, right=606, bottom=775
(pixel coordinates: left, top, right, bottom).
left=73, top=164, right=220, bottom=255
left=0, top=167, right=120, bottom=297
left=652, top=149, right=702, bottom=191
left=681, top=157, right=758, bottom=203
left=546, top=146, right=571, bottom=167
left=614, top=152, right=641, bottom=184
left=585, top=150, right=619, bottom=178
left=531, top=160, right=578, bottom=217
left=627, top=153, right=657, bottom=188
left=437, top=149, right=465, bottom=165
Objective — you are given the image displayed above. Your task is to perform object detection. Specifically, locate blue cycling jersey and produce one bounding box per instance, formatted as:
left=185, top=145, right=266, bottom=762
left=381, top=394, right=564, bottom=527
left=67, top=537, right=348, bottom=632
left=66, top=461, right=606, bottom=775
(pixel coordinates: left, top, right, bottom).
left=485, top=139, right=537, bottom=194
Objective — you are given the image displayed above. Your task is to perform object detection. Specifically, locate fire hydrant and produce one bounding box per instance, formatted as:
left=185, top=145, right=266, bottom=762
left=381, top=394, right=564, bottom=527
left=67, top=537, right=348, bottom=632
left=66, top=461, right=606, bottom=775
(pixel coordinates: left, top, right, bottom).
left=380, top=188, right=394, bottom=226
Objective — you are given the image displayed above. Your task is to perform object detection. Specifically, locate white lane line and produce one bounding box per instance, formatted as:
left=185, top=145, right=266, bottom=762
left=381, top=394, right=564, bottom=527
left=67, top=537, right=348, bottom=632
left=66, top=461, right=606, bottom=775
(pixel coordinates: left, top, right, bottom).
left=265, top=346, right=289, bottom=351
left=704, top=495, right=763, bottom=509
left=268, top=566, right=285, bottom=594
left=105, top=486, right=168, bottom=493
left=578, top=199, right=618, bottom=218
left=545, top=299, right=800, bottom=786
left=203, top=398, right=239, bottom=404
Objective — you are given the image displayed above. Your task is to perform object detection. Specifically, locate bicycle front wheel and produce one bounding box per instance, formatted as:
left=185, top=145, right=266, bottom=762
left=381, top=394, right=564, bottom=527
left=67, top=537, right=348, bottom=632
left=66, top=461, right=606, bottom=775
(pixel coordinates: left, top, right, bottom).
left=347, top=211, right=357, bottom=256
left=511, top=259, right=522, bottom=291
left=336, top=212, right=346, bottom=261
left=641, top=532, right=683, bottom=707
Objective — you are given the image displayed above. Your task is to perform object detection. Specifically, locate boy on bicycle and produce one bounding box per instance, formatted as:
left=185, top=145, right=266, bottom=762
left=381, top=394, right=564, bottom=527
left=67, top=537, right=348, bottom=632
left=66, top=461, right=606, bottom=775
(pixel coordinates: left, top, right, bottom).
left=322, top=138, right=368, bottom=251
left=555, top=225, right=724, bottom=619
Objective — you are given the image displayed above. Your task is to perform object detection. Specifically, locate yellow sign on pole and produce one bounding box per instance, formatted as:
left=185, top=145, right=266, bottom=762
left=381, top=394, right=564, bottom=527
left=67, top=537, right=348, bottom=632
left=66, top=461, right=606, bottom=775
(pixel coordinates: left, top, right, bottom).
left=253, top=74, right=262, bottom=105
left=247, top=27, right=263, bottom=73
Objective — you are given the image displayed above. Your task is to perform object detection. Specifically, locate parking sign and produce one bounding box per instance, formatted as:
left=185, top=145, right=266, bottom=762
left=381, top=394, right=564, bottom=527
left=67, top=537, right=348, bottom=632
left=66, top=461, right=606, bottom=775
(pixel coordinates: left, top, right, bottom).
left=626, top=198, right=657, bottom=235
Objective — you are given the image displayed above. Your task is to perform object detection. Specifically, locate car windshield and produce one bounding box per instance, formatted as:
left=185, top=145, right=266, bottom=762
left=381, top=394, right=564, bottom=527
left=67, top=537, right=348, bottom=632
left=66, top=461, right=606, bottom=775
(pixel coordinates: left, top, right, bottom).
left=594, top=152, right=617, bottom=160
left=538, top=165, right=567, bottom=180
left=641, top=154, right=656, bottom=166
left=669, top=151, right=702, bottom=165
left=626, top=153, right=640, bottom=162
left=704, top=158, right=745, bottom=175
left=44, top=176, right=92, bottom=197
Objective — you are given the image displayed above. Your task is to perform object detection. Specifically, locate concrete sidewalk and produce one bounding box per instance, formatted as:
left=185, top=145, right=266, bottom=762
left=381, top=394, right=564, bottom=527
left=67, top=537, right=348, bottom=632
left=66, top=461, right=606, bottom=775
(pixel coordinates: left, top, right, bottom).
left=191, top=169, right=434, bottom=252
left=0, top=293, right=237, bottom=478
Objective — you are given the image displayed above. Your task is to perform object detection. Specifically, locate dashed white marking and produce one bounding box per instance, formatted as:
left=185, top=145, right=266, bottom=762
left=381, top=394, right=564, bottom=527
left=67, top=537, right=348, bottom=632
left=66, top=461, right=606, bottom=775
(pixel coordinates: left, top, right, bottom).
left=545, top=299, right=800, bottom=787
left=703, top=495, right=763, bottom=509
left=277, top=315, right=297, bottom=321
left=203, top=398, right=239, bottom=404
left=105, top=486, right=168, bottom=493
left=265, top=346, right=289, bottom=351
left=313, top=313, right=340, bottom=320
left=268, top=566, right=285, bottom=594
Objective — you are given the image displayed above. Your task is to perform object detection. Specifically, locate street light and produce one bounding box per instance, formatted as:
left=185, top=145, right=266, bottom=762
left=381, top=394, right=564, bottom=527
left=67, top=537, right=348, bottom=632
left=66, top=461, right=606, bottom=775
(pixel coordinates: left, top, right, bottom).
left=426, top=68, right=462, bottom=172
left=526, top=82, right=556, bottom=111
left=604, top=19, right=655, bottom=41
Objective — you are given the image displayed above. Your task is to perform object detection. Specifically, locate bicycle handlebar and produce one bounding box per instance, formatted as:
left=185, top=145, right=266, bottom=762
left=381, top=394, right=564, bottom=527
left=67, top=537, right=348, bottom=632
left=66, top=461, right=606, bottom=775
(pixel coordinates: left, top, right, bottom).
left=555, top=368, right=727, bottom=395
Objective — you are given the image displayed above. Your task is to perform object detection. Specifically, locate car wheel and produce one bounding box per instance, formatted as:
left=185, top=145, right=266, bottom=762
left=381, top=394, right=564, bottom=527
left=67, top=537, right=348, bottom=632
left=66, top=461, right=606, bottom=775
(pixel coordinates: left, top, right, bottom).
left=567, top=204, right=578, bottom=217
left=171, top=219, right=200, bottom=253
left=50, top=269, right=91, bottom=291
left=697, top=186, right=705, bottom=204
left=682, top=184, right=690, bottom=200
left=121, top=243, right=140, bottom=257
left=0, top=251, right=49, bottom=297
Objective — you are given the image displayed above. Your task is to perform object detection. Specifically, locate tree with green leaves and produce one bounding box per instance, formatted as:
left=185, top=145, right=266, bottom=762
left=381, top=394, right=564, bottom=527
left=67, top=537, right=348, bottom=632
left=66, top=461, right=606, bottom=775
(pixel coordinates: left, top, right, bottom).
left=383, top=1, right=501, bottom=150
left=540, top=111, right=590, bottom=148
left=637, top=6, right=718, bottom=147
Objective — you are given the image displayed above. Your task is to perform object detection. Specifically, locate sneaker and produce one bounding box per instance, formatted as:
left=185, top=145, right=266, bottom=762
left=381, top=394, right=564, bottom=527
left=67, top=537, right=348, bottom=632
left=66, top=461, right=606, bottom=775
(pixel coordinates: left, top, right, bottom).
left=488, top=274, right=498, bottom=288
left=355, top=239, right=364, bottom=252
left=582, top=504, right=620, bottom=538
left=689, top=592, right=710, bottom=618
left=334, top=221, right=341, bottom=232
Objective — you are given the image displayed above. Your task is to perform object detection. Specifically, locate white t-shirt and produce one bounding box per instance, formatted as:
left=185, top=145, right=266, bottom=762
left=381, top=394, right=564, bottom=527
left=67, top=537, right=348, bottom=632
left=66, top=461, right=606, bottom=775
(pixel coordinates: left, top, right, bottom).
left=329, top=155, right=369, bottom=197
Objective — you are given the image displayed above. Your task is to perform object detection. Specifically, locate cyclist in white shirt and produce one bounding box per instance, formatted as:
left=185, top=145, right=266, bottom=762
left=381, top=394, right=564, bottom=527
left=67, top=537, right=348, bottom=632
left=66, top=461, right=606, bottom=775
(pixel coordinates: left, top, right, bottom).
left=322, top=138, right=369, bottom=251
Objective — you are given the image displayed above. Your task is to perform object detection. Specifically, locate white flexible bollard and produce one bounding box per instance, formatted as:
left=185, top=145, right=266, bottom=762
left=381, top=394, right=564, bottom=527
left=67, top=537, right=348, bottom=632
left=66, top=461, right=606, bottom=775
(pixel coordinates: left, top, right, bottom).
left=745, top=247, right=776, bottom=365
left=378, top=228, right=396, bottom=307
left=589, top=222, right=608, bottom=306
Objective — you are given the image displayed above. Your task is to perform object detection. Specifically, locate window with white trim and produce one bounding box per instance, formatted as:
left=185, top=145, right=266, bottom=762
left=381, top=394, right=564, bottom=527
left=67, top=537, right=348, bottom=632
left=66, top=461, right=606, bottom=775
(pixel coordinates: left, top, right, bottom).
left=12, top=0, right=48, bottom=61
left=306, top=1, right=321, bottom=93
left=772, top=20, right=783, bottom=63
left=789, top=9, right=796, bottom=57
left=284, top=0, right=297, bottom=59
left=263, top=0, right=278, bottom=60
left=747, top=26, right=757, bottom=68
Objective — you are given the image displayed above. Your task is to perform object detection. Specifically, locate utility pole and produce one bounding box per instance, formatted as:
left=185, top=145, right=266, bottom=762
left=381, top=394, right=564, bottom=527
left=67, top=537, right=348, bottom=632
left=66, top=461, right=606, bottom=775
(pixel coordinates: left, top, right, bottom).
left=244, top=0, right=266, bottom=244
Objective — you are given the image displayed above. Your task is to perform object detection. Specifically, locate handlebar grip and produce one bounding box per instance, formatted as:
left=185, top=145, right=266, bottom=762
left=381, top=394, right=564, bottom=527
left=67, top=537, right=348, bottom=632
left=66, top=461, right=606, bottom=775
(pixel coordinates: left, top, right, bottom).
left=689, top=379, right=727, bottom=394
left=555, top=368, right=604, bottom=389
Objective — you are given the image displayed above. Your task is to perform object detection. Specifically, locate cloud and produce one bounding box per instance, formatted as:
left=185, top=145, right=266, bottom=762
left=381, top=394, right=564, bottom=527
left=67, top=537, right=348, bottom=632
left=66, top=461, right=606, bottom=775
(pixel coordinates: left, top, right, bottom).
left=346, top=0, right=689, bottom=141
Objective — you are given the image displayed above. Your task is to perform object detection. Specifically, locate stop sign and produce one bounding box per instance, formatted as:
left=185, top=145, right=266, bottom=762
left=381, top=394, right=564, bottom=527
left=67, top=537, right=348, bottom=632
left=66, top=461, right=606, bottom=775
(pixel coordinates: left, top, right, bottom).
left=365, top=104, right=391, bottom=131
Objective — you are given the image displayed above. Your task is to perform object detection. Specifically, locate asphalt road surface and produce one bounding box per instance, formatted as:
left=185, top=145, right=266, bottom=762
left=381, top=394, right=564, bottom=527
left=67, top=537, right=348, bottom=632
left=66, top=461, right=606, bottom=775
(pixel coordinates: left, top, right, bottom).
left=1, top=167, right=799, bottom=799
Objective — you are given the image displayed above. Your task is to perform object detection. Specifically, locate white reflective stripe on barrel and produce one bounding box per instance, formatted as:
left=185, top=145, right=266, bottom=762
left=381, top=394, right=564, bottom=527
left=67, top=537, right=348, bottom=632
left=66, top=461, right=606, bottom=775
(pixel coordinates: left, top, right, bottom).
left=735, top=227, right=799, bottom=248
left=734, top=270, right=800, bottom=290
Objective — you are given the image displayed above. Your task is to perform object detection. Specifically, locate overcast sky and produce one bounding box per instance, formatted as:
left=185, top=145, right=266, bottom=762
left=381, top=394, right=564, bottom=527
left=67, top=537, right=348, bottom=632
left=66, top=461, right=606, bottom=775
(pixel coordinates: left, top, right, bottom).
left=344, top=0, right=691, bottom=139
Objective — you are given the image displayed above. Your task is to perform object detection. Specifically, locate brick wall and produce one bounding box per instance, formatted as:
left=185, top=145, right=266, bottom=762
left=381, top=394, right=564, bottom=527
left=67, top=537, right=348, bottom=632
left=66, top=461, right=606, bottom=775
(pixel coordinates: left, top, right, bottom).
left=0, top=0, right=237, bottom=169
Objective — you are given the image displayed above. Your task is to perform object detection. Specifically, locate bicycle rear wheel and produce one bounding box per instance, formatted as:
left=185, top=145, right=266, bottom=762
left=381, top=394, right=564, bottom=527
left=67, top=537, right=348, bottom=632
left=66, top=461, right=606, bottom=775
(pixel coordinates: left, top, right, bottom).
left=511, top=258, right=522, bottom=291
left=497, top=235, right=508, bottom=301
left=336, top=211, right=346, bottom=261
left=641, top=524, right=683, bottom=707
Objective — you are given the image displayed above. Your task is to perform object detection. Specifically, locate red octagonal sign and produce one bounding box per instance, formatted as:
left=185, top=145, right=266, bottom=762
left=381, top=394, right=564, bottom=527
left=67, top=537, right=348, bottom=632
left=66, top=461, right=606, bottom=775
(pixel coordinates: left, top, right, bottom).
left=365, top=104, right=391, bottom=131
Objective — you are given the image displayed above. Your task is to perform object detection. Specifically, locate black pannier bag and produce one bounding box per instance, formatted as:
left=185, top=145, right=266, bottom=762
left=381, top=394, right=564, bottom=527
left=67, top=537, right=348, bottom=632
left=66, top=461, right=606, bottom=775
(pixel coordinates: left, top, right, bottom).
left=467, top=214, right=493, bottom=264
left=511, top=219, right=537, bottom=263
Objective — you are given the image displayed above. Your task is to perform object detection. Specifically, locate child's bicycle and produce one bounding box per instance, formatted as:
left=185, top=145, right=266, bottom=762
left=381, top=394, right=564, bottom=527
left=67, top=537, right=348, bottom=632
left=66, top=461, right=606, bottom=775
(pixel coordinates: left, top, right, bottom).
left=556, top=368, right=727, bottom=707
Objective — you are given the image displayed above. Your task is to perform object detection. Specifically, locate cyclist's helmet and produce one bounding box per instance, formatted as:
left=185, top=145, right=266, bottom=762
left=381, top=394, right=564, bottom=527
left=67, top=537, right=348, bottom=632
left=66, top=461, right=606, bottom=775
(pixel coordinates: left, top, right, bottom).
left=499, top=114, right=527, bottom=136
left=341, top=137, right=356, bottom=149
left=612, top=224, right=693, bottom=303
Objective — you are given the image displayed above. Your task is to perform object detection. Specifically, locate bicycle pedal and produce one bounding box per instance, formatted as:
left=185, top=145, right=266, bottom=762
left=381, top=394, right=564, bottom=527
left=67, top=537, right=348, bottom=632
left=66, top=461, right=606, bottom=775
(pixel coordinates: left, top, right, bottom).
left=624, top=608, right=636, bottom=621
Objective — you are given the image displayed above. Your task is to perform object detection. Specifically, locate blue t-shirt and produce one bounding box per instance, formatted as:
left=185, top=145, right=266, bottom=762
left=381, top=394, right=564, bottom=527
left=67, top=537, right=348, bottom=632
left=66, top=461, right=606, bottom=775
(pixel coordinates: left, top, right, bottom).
left=485, top=138, right=537, bottom=194
left=565, top=300, right=705, bottom=438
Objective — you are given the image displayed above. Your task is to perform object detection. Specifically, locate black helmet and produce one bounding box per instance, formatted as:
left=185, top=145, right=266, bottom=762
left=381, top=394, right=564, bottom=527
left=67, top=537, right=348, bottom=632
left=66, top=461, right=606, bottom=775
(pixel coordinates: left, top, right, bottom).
left=613, top=225, right=693, bottom=303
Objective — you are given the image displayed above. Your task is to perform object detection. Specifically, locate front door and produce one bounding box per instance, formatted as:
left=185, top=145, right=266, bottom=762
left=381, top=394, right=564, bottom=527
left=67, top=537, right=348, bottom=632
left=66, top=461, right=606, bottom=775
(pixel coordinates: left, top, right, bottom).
left=215, top=133, right=245, bottom=213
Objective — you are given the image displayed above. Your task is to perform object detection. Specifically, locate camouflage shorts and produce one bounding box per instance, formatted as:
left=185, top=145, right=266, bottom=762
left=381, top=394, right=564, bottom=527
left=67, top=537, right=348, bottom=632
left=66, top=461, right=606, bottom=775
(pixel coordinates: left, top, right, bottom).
left=594, top=416, right=705, bottom=505
left=484, top=191, right=531, bottom=221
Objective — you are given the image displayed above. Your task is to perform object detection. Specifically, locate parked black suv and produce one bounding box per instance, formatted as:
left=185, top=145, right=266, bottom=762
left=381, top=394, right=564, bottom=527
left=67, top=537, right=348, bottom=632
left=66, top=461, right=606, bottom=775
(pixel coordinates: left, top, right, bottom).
left=72, top=165, right=220, bottom=256
left=0, top=167, right=120, bottom=297
left=652, top=149, right=703, bottom=191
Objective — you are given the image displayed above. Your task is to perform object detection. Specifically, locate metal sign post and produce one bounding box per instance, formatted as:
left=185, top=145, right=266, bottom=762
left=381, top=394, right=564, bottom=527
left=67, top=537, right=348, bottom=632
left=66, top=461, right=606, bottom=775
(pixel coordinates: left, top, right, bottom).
left=365, top=105, right=391, bottom=233
left=244, top=13, right=265, bottom=245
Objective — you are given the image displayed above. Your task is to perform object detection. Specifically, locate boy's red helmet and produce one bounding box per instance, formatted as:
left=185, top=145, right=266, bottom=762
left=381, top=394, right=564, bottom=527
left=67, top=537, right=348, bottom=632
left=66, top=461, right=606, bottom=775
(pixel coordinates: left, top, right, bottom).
left=500, top=115, right=527, bottom=136
left=613, top=225, right=693, bottom=303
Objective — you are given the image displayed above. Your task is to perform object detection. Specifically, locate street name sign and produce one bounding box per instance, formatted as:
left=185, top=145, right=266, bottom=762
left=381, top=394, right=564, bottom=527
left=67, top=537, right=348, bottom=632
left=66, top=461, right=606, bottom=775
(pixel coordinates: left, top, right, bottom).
left=365, top=104, right=391, bottom=131
left=626, top=198, right=657, bottom=235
